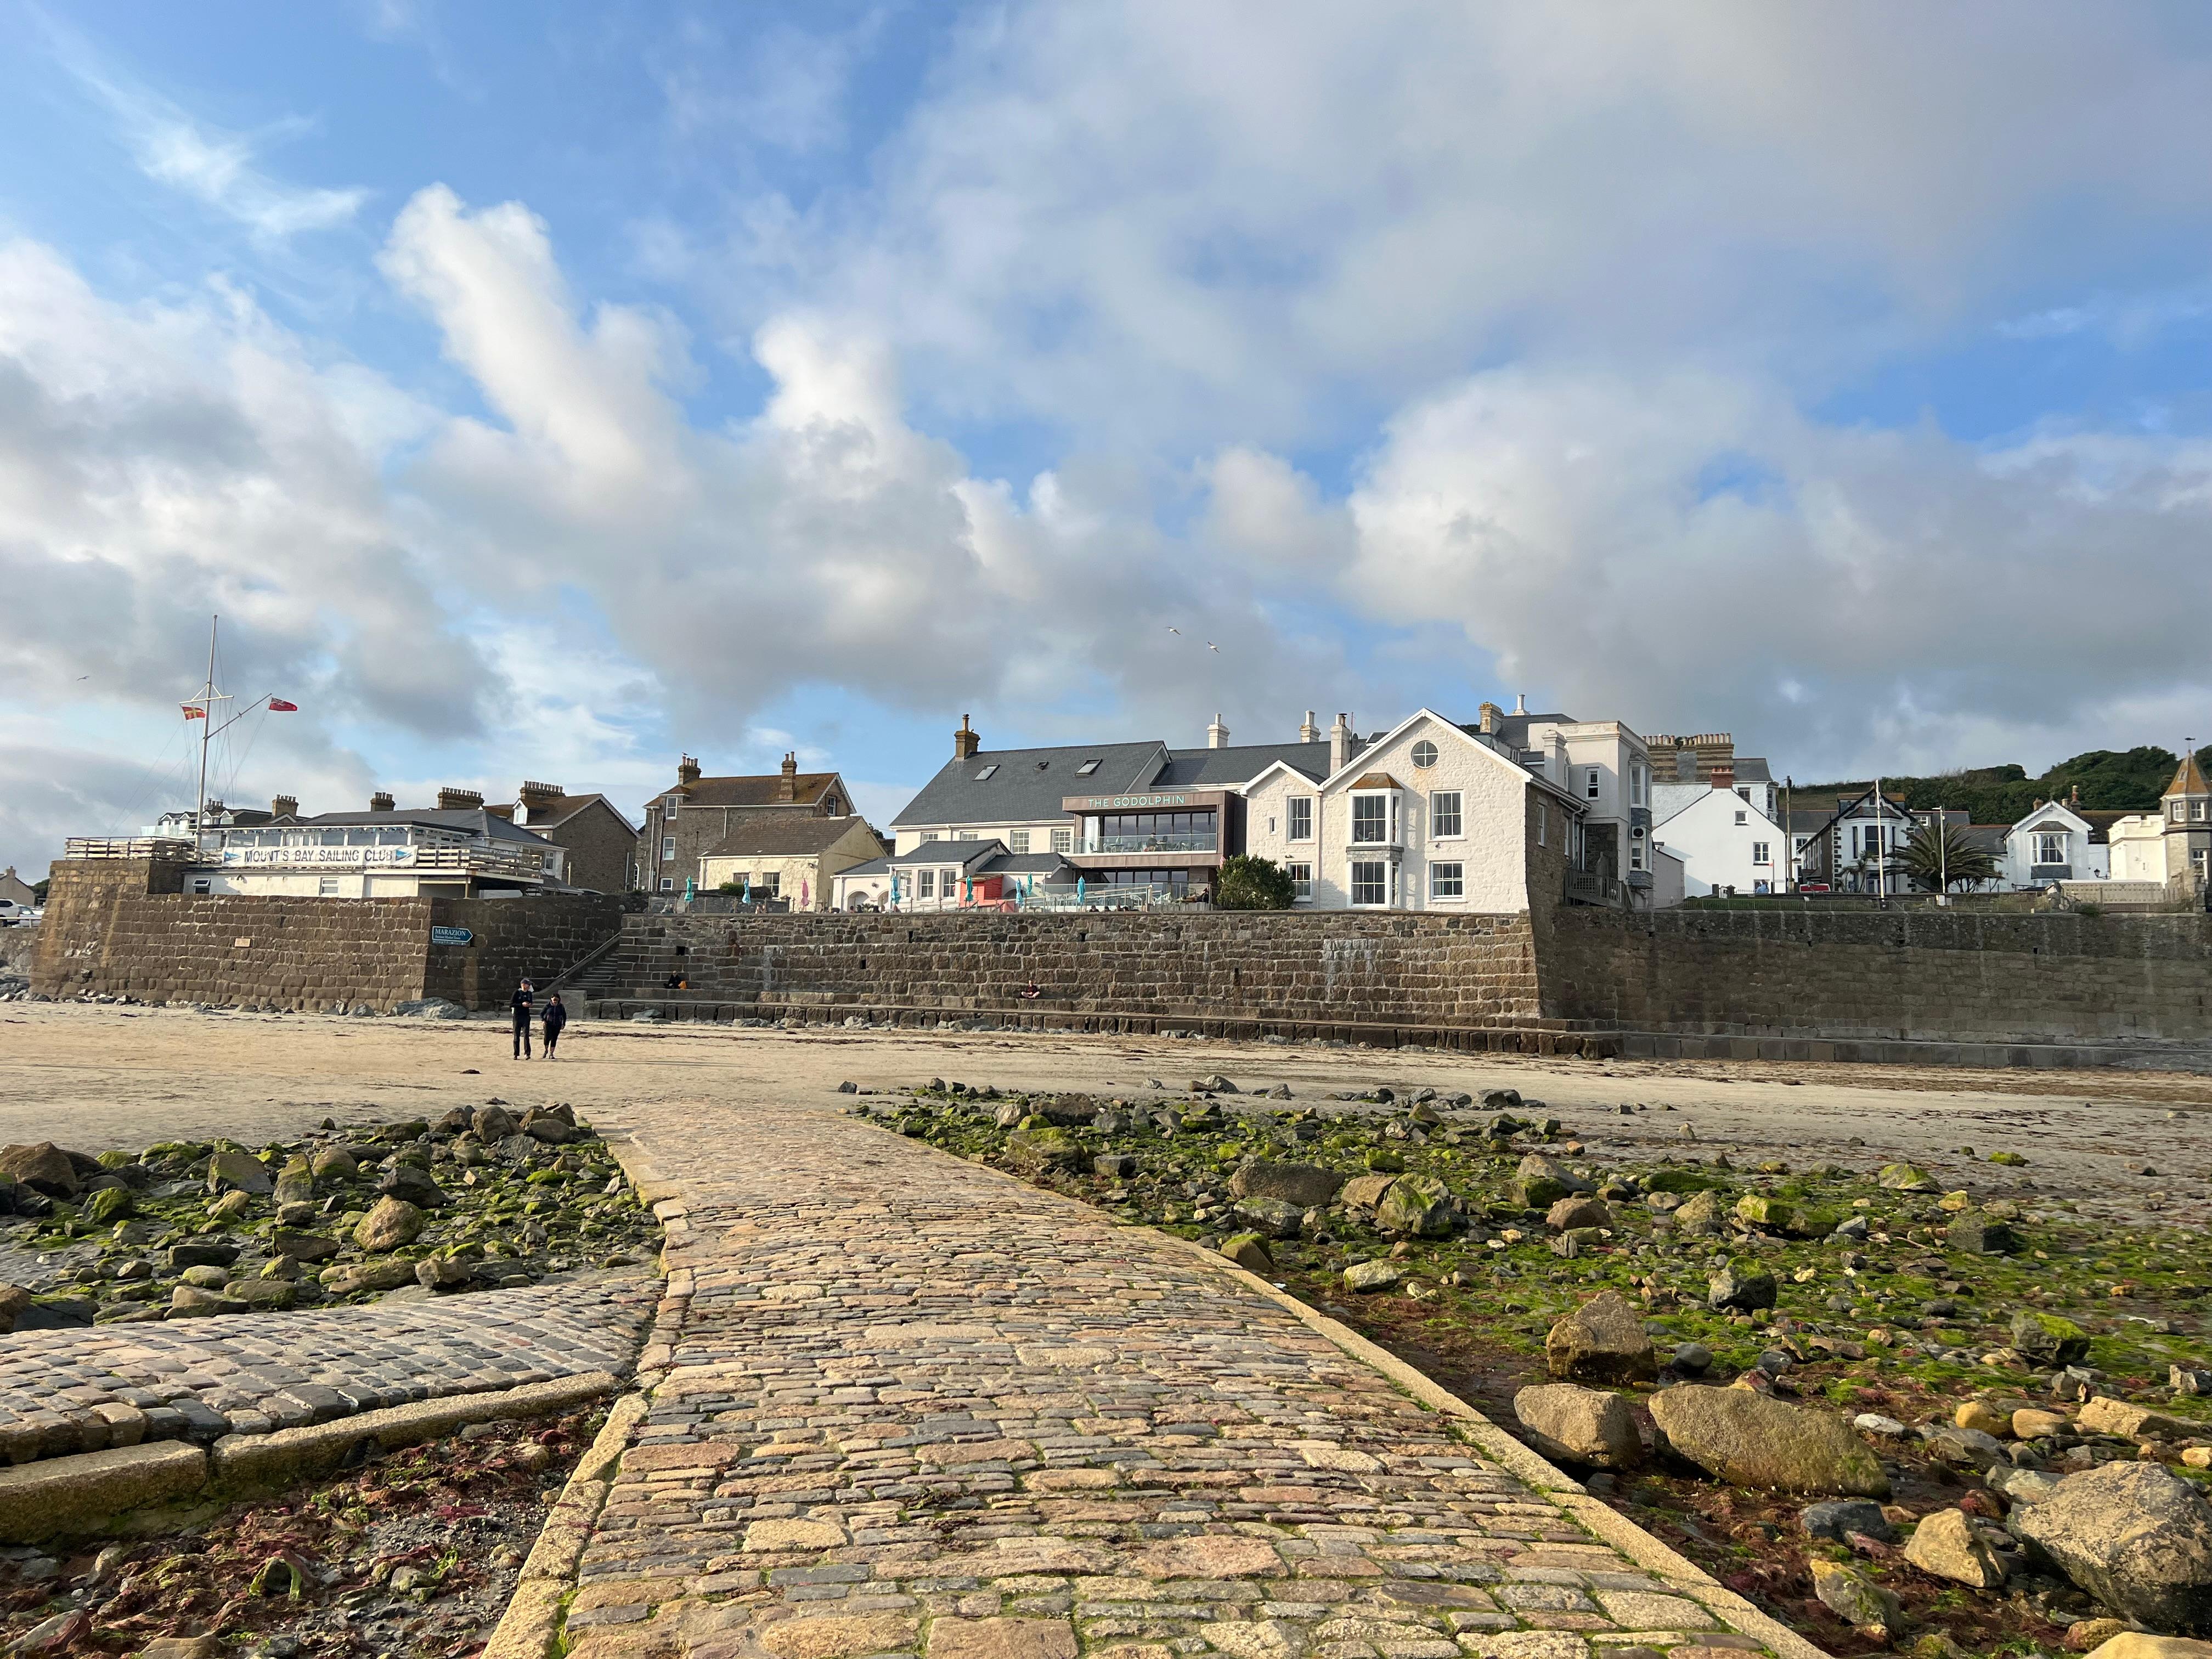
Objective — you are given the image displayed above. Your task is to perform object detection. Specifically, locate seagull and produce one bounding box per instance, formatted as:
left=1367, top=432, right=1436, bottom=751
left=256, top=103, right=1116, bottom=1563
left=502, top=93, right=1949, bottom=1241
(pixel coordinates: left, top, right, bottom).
left=1166, top=627, right=1181, bottom=635
left=1206, top=642, right=1219, bottom=652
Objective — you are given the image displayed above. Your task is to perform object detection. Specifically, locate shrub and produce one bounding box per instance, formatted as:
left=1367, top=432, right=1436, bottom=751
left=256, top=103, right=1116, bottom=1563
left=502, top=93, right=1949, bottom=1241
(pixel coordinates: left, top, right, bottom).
left=1213, top=854, right=1296, bottom=910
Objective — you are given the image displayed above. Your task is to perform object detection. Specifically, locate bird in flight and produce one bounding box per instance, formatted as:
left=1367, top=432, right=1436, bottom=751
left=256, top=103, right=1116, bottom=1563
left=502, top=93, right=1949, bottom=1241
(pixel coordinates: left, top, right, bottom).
left=1206, top=641, right=1219, bottom=652
left=1166, top=627, right=1180, bottom=635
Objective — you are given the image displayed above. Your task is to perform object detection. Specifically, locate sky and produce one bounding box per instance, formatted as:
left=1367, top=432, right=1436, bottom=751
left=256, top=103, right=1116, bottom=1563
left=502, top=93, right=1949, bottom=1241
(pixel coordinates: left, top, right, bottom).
left=6, top=2, right=2212, bottom=873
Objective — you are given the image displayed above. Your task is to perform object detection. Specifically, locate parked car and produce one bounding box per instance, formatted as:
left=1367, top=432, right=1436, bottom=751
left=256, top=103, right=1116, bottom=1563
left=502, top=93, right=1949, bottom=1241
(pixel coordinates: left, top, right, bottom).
left=0, top=901, right=37, bottom=926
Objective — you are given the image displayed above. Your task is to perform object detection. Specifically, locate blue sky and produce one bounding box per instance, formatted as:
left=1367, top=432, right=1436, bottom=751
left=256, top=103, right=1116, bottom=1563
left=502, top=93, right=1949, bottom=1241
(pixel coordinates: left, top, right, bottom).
left=7, top=1, right=2212, bottom=872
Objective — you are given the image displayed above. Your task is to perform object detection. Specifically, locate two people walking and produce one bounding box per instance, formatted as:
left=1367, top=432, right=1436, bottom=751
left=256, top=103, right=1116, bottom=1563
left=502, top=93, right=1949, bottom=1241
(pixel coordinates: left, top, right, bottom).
left=510, top=979, right=567, bottom=1060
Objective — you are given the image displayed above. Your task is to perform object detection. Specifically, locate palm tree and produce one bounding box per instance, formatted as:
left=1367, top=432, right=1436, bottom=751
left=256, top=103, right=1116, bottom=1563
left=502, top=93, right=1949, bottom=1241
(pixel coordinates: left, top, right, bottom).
left=1900, top=820, right=1998, bottom=892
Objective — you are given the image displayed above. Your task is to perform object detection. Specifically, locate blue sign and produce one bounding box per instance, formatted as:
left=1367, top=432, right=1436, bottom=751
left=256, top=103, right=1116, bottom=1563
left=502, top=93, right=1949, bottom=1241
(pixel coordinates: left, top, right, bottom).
left=430, top=926, right=474, bottom=946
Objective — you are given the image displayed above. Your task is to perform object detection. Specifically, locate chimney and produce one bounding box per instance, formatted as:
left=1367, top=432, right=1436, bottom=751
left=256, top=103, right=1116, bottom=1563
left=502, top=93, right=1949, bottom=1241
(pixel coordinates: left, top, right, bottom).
left=1710, top=762, right=1735, bottom=792
left=1329, top=712, right=1353, bottom=774
left=1674, top=750, right=1695, bottom=782
left=676, top=755, right=702, bottom=788
left=437, top=786, right=483, bottom=811
left=1477, top=701, right=1502, bottom=735
left=953, top=715, right=980, bottom=761
left=1207, top=714, right=1229, bottom=750
left=271, top=794, right=298, bottom=820
left=778, top=752, right=799, bottom=802
left=1300, top=710, right=1320, bottom=744
left=1513, top=692, right=1528, bottom=715
left=518, top=780, right=563, bottom=821
left=369, top=791, right=395, bottom=812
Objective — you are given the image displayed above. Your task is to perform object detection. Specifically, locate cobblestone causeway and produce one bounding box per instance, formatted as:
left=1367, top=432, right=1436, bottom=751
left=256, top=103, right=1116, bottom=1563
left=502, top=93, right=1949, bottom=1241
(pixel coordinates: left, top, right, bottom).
left=0, top=1278, right=654, bottom=1459
left=546, top=1107, right=1798, bottom=1659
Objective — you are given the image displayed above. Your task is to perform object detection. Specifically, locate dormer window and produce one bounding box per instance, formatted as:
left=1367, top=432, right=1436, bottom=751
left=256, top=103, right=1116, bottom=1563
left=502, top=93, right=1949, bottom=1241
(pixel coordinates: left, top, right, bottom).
left=664, top=795, right=682, bottom=812
left=975, top=765, right=997, bottom=780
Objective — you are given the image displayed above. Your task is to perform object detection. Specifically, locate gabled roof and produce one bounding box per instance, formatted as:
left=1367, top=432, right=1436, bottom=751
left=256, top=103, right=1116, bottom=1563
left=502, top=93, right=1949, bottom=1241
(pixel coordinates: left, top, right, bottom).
left=2168, top=754, right=2210, bottom=798
left=526, top=793, right=638, bottom=834
left=702, top=815, right=883, bottom=858
left=298, top=809, right=555, bottom=848
left=656, top=772, right=844, bottom=810
left=1330, top=708, right=1579, bottom=804
left=885, top=839, right=1008, bottom=868
left=891, top=742, right=1169, bottom=828
left=1158, top=741, right=1333, bottom=787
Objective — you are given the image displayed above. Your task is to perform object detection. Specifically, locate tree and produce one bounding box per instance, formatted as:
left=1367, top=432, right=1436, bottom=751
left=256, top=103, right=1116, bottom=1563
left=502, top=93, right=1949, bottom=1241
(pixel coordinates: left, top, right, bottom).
left=1212, top=854, right=1296, bottom=910
left=1900, top=821, right=1999, bottom=892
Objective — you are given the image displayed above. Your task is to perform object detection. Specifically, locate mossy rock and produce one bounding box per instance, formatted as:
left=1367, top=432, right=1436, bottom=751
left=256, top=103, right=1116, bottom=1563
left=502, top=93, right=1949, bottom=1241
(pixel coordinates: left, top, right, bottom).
left=83, top=1188, right=137, bottom=1227
left=1735, top=1194, right=1793, bottom=1229
left=1007, top=1127, right=1084, bottom=1174
left=1643, top=1167, right=1726, bottom=1195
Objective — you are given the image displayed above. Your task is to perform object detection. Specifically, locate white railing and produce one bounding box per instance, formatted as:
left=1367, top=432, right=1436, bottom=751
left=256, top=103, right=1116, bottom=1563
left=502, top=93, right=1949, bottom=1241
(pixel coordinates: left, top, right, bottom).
left=63, top=837, right=197, bottom=860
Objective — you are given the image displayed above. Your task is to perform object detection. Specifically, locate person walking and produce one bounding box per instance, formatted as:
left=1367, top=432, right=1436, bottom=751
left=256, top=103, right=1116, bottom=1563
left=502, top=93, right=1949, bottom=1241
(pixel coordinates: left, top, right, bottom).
left=542, top=990, right=567, bottom=1060
left=511, top=978, right=535, bottom=1059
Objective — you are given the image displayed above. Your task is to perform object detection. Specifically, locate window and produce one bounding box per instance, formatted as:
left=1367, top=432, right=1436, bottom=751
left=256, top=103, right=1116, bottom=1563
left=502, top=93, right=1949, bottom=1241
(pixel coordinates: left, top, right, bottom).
left=1076, top=759, right=1101, bottom=776
left=1431, top=791, right=1463, bottom=838
left=2174, top=802, right=2188, bottom=822
left=2197, top=801, right=2208, bottom=822
left=1585, top=768, right=1600, bottom=800
left=1350, top=861, right=1387, bottom=906
left=1629, top=840, right=1644, bottom=871
left=921, top=831, right=939, bottom=843
left=1734, top=810, right=1747, bottom=826
left=761, top=872, right=781, bottom=898
left=823, top=795, right=842, bottom=814
left=659, top=876, right=674, bottom=891
left=1736, top=787, right=1750, bottom=802
left=975, top=765, right=998, bottom=780
left=660, top=836, right=676, bottom=861
left=1288, top=861, right=1313, bottom=901
left=1630, top=765, right=1647, bottom=806
left=1430, top=861, right=1464, bottom=900
left=664, top=796, right=681, bottom=811
left=190, top=878, right=212, bottom=895
left=1009, top=830, right=1030, bottom=854
left=1288, top=797, right=1313, bottom=841
left=1410, top=739, right=1438, bottom=769
left=318, top=876, right=340, bottom=896
left=1752, top=842, right=1771, bottom=866
left=1536, top=803, right=1547, bottom=846
left=918, top=870, right=935, bottom=898
left=1351, top=795, right=1390, bottom=843
left=2034, top=830, right=2067, bottom=866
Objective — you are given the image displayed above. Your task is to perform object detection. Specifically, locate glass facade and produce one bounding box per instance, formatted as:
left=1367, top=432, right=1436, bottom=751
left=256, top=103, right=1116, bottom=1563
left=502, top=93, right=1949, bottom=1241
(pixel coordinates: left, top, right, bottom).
left=1093, top=867, right=1194, bottom=893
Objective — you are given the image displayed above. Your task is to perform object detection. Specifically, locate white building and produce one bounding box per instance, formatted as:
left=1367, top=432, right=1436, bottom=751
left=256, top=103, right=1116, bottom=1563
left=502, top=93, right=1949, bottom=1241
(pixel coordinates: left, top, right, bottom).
left=1990, top=800, right=2110, bottom=888
left=1651, top=780, right=1787, bottom=896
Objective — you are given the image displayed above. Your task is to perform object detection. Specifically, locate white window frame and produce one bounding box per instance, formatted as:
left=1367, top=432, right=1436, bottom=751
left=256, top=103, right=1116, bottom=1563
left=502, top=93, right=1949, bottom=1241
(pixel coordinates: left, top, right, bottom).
left=1536, top=802, right=1547, bottom=847
left=1410, top=740, right=1439, bottom=769
left=1288, top=796, right=1314, bottom=842
left=1429, top=861, right=1464, bottom=901
left=1008, top=830, right=1030, bottom=854
left=1288, top=861, right=1313, bottom=902
left=2034, top=831, right=2067, bottom=866
left=918, top=870, right=935, bottom=899
left=1430, top=791, right=1463, bottom=839
left=1752, top=841, right=1770, bottom=866
left=1349, top=860, right=1389, bottom=907
left=1585, top=768, right=1600, bottom=800
left=660, top=836, right=676, bottom=861
left=1629, top=765, right=1647, bottom=807
left=659, top=876, right=674, bottom=891
left=1350, top=792, right=1396, bottom=845
left=1734, top=810, right=1747, bottom=826
left=1051, top=827, right=1072, bottom=854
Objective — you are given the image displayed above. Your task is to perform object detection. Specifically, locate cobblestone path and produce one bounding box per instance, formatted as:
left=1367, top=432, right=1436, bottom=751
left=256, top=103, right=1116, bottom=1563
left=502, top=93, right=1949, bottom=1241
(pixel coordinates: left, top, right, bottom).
left=0, top=1278, right=653, bottom=1460
left=544, top=1108, right=1807, bottom=1659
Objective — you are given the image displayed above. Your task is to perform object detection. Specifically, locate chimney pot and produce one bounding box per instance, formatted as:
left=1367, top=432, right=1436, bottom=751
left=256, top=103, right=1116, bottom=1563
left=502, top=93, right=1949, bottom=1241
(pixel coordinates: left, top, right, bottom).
left=1513, top=692, right=1528, bottom=715
left=1477, top=700, right=1502, bottom=735
left=369, top=791, right=395, bottom=813
left=1207, top=713, right=1230, bottom=750
left=953, top=715, right=981, bottom=761
left=436, top=786, right=484, bottom=811
left=1300, top=709, right=1320, bottom=744
left=271, top=794, right=298, bottom=820
left=676, top=755, right=702, bottom=787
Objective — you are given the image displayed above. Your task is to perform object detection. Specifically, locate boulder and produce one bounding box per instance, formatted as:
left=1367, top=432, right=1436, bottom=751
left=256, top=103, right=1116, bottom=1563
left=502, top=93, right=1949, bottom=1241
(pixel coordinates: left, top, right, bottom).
left=268, top=1228, right=341, bottom=1263
left=1707, top=1260, right=1778, bottom=1313
left=378, top=1165, right=448, bottom=1209
left=1545, top=1290, right=1658, bottom=1384
left=226, top=1279, right=297, bottom=1311
left=2013, top=1310, right=2093, bottom=1365
left=272, top=1158, right=315, bottom=1206
left=1006, top=1127, right=1084, bottom=1174
left=1810, top=1560, right=1904, bottom=1637
left=2015, top=1408, right=2069, bottom=1440
left=1801, top=1499, right=1895, bottom=1544
left=1545, top=1195, right=1612, bottom=1233
left=1672, top=1189, right=1725, bottom=1236
left=1905, top=1507, right=2010, bottom=1588
left=1343, top=1261, right=1404, bottom=1294
left=319, top=1259, right=419, bottom=1295
left=1955, top=1400, right=2011, bottom=1438
left=2011, top=1463, right=2212, bottom=1634
left=1092, top=1154, right=1136, bottom=1180
left=2078, top=1397, right=2192, bottom=1443
left=205, top=1150, right=272, bottom=1195
left=1376, top=1175, right=1455, bottom=1238
left=522, top=1110, right=582, bottom=1144
left=309, top=1146, right=358, bottom=1182
left=1734, top=1194, right=1794, bottom=1230
left=1232, top=1198, right=1305, bottom=1239
left=2084, top=1638, right=2212, bottom=1659
left=1649, top=1384, right=1891, bottom=1497
left=1220, top=1233, right=1274, bottom=1273
left=1029, top=1094, right=1098, bottom=1127
left=83, top=1187, right=136, bottom=1227
left=415, top=1257, right=473, bottom=1290
left=166, top=1242, right=239, bottom=1271
left=1877, top=1163, right=1940, bottom=1192
left=1228, top=1159, right=1343, bottom=1209
left=473, top=1104, right=521, bottom=1140
left=1514, top=1384, right=1641, bottom=1468
left=170, top=1285, right=246, bottom=1317
left=354, top=1196, right=427, bottom=1252
left=1512, top=1153, right=1587, bottom=1209
left=207, top=1190, right=252, bottom=1222
left=0, top=1143, right=81, bottom=1198
left=1339, top=1174, right=1398, bottom=1211
left=0, top=1284, right=31, bottom=1334
left=1948, top=1212, right=2021, bottom=1255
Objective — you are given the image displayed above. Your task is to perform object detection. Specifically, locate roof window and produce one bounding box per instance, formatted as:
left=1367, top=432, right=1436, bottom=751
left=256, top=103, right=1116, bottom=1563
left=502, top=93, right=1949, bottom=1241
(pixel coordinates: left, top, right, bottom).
left=975, top=764, right=998, bottom=780
left=1076, top=759, right=1101, bottom=775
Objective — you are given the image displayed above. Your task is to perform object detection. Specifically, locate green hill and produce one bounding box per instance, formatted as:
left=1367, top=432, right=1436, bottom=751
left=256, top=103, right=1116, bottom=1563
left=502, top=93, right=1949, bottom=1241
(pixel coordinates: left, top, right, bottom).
left=1791, top=744, right=2212, bottom=825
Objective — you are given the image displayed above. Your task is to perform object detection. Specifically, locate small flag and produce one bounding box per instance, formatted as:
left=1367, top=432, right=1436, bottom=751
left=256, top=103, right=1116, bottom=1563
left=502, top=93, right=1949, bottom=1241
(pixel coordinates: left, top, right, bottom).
left=267, top=697, right=298, bottom=712
left=183, top=704, right=205, bottom=719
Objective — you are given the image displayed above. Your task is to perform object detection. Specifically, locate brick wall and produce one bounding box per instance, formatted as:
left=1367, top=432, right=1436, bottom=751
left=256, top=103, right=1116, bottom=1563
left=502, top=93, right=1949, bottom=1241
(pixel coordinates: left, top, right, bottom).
left=1542, top=905, right=2212, bottom=1042
left=540, top=802, right=637, bottom=896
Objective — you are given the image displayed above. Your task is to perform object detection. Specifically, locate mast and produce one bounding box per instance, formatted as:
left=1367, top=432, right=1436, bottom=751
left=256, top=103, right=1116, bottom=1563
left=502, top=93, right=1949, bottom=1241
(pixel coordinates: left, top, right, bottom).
left=194, top=616, right=217, bottom=849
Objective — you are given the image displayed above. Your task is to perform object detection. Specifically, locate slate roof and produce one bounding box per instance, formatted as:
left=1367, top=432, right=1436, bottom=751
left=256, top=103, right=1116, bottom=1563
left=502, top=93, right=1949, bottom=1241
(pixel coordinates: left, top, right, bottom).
left=2170, top=754, right=2210, bottom=797
left=1733, top=757, right=1774, bottom=785
left=1157, top=741, right=1333, bottom=787
left=660, top=772, right=842, bottom=810
left=885, top=839, right=1009, bottom=867
left=525, top=793, right=637, bottom=833
left=891, top=743, right=1169, bottom=829
left=297, top=809, right=555, bottom=848
left=701, top=815, right=883, bottom=857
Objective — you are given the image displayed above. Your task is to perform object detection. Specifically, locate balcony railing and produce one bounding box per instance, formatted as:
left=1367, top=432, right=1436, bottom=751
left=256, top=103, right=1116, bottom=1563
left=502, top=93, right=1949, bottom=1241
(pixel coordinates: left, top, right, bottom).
left=63, top=837, right=197, bottom=860
left=1565, top=869, right=1628, bottom=907
left=1078, top=833, right=1218, bottom=855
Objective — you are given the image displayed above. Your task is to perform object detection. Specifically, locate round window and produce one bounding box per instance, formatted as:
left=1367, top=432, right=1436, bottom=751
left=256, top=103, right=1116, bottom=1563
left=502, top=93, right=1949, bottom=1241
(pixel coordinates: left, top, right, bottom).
left=1410, top=740, right=1438, bottom=769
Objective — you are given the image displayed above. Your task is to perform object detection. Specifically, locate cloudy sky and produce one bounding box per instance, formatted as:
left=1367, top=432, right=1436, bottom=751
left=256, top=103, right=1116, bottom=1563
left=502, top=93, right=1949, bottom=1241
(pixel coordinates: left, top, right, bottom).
left=5, top=2, right=2212, bottom=872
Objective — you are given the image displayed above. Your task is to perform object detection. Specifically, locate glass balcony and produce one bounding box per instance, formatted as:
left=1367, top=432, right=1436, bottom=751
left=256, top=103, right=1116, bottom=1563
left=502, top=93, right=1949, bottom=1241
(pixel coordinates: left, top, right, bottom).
left=1079, top=832, right=1219, bottom=855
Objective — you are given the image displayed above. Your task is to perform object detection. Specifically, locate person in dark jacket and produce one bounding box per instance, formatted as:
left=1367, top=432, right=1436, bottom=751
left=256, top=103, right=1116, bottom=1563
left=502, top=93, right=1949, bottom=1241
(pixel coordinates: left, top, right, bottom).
left=511, top=978, right=534, bottom=1058
left=542, top=991, right=567, bottom=1060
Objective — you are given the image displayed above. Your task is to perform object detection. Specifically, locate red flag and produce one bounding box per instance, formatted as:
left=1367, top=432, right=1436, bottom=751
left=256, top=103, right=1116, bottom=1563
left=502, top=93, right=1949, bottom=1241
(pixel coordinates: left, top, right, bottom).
left=267, top=697, right=298, bottom=712
left=182, top=704, right=205, bottom=720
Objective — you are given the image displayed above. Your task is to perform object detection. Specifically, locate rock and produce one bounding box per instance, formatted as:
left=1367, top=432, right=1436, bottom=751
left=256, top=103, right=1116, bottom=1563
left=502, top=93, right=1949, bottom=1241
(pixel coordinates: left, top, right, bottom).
left=207, top=1190, right=252, bottom=1222
left=1810, top=1559, right=1904, bottom=1636
left=0, top=1284, right=30, bottom=1333
left=1339, top=1173, right=1398, bottom=1211
left=1545, top=1195, right=1612, bottom=1232
left=1949, top=1212, right=2021, bottom=1255
left=1649, top=1384, right=1890, bottom=1496
left=2079, top=1396, right=2193, bottom=1442
left=416, top=1256, right=473, bottom=1290
left=1905, top=1507, right=2009, bottom=1588
left=1376, top=1174, right=1455, bottom=1238
left=2011, top=1463, right=2212, bottom=1634
left=268, top=1228, right=341, bottom=1263
left=1092, top=1154, right=1136, bottom=1180
left=378, top=1165, right=447, bottom=1209
left=472, top=1104, right=520, bottom=1139
left=1854, top=1413, right=1907, bottom=1437
left=1514, top=1384, right=1641, bottom=1468
left=1545, top=1290, right=1658, bottom=1384
left=179, top=1265, right=230, bottom=1289
left=354, top=1195, right=427, bottom=1251
left=522, top=1110, right=581, bottom=1144
left=1673, top=1342, right=1713, bottom=1375
left=82, top=1187, right=136, bottom=1226
left=1228, top=1159, right=1343, bottom=1208
left=1673, top=1189, right=1725, bottom=1235
left=227, top=1279, right=297, bottom=1311
left=1006, top=1127, right=1084, bottom=1174
left=1220, top=1233, right=1274, bottom=1273
left=166, top=1242, right=239, bottom=1270
left=2068, top=1621, right=2133, bottom=1654
left=170, top=1285, right=246, bottom=1317
left=2083, top=1637, right=2212, bottom=1659
left=1734, top=1193, right=1793, bottom=1229
left=1707, top=1259, right=1778, bottom=1313
left=319, top=1259, right=419, bottom=1295
left=1995, top=1468, right=2065, bottom=1505
left=1343, top=1260, right=1404, bottom=1294
left=0, top=1143, right=81, bottom=1198
left=272, top=1158, right=314, bottom=1206
left=309, top=1146, right=358, bottom=1182
left=1231, top=1197, right=1305, bottom=1239
left=1955, top=1400, right=2012, bottom=1438
left=2014, top=1309, right=2092, bottom=1365
left=204, top=1149, right=272, bottom=1195
left=2016, top=1408, right=2070, bottom=1440
left=1877, top=1163, right=1940, bottom=1192
left=1801, top=1499, right=1896, bottom=1544
left=1512, top=1153, right=1587, bottom=1209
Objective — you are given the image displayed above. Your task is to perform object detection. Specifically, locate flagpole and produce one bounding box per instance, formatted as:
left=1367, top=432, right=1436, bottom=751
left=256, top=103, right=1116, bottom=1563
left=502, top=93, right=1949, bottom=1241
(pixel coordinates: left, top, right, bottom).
left=194, top=615, right=217, bottom=851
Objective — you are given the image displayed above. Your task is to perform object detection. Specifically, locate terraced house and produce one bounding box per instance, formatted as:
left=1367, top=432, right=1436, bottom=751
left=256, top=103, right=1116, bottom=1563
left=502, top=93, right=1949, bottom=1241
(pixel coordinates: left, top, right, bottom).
left=635, top=753, right=861, bottom=894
